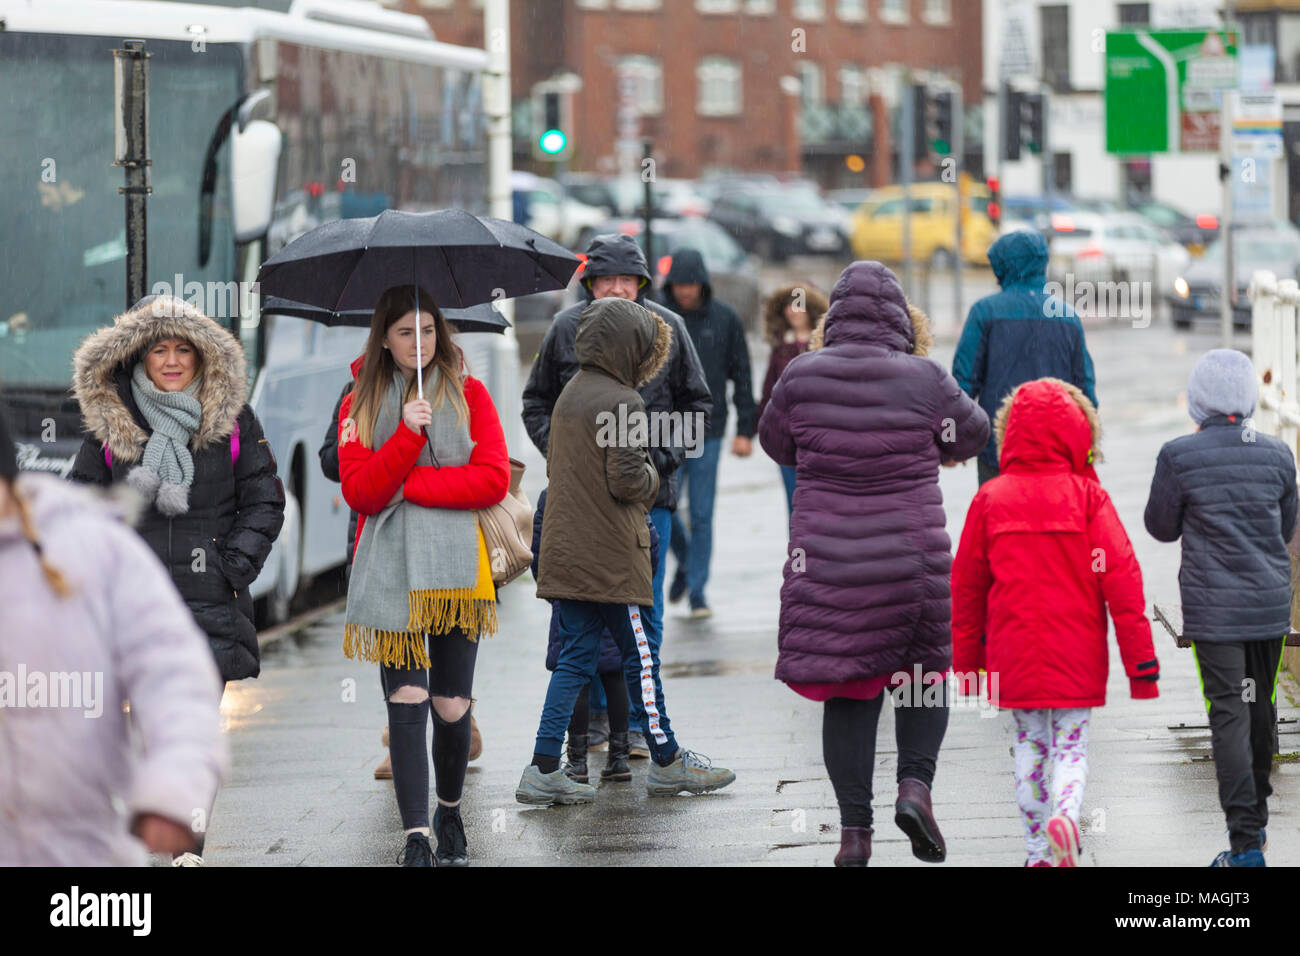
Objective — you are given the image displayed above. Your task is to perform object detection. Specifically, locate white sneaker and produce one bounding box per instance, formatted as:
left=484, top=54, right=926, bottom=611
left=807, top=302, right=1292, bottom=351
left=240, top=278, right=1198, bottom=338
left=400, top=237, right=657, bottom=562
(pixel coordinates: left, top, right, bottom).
left=171, top=852, right=205, bottom=867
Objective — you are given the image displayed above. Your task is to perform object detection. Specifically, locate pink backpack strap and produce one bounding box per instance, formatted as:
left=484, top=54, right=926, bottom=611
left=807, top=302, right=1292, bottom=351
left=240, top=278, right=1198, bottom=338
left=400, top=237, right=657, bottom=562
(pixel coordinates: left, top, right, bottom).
left=103, top=445, right=112, bottom=469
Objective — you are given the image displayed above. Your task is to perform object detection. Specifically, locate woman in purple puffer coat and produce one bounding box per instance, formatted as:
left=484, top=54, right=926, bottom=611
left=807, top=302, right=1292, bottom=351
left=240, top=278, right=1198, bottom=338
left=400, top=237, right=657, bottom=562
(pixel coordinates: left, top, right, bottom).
left=758, top=260, right=989, bottom=867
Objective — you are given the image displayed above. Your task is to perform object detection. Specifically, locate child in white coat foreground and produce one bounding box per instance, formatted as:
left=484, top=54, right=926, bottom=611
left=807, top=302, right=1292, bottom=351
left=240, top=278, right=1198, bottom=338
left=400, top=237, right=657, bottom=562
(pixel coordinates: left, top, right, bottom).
left=0, top=410, right=226, bottom=865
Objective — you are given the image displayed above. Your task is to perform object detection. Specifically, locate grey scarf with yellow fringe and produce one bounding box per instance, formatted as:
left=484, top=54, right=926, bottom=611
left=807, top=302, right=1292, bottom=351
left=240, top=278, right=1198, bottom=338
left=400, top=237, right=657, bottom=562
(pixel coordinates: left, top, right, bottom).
left=343, top=368, right=495, bottom=668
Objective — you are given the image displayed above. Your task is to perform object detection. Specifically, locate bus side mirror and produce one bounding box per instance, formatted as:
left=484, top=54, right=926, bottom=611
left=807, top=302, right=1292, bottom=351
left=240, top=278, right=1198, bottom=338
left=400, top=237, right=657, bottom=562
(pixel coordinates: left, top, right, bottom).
left=231, top=119, right=282, bottom=243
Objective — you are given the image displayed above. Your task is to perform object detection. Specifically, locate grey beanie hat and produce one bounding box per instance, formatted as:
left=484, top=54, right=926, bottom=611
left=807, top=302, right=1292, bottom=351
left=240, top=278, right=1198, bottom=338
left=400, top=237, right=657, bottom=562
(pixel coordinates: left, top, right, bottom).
left=1187, top=349, right=1257, bottom=425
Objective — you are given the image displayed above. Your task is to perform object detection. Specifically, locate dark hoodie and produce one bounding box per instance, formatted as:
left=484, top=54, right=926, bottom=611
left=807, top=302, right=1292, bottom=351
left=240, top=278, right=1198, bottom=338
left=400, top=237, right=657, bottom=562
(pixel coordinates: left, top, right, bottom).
left=522, top=234, right=712, bottom=512
left=952, top=230, right=1098, bottom=468
left=659, top=248, right=756, bottom=440
left=537, top=298, right=672, bottom=606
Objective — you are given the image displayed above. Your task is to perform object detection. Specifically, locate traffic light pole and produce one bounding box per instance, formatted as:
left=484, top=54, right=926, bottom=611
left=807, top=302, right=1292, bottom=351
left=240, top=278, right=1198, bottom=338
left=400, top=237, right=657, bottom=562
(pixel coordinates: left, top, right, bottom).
left=1041, top=89, right=1054, bottom=233
left=901, top=72, right=914, bottom=300
left=953, top=83, right=964, bottom=326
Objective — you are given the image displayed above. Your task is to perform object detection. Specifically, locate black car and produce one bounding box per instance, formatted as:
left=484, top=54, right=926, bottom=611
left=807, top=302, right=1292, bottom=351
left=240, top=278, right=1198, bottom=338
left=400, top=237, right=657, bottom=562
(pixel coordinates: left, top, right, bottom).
left=708, top=183, right=848, bottom=262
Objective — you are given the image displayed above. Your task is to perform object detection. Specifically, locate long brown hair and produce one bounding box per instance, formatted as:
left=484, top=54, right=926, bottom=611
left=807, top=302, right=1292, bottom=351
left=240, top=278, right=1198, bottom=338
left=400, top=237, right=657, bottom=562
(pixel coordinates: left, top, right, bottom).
left=5, top=478, right=73, bottom=598
left=763, top=283, right=829, bottom=347
left=348, top=286, right=467, bottom=449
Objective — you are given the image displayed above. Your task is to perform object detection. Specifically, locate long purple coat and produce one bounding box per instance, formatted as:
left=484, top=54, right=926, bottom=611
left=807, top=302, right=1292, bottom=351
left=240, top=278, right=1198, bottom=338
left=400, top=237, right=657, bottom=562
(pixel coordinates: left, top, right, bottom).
left=758, top=261, right=989, bottom=685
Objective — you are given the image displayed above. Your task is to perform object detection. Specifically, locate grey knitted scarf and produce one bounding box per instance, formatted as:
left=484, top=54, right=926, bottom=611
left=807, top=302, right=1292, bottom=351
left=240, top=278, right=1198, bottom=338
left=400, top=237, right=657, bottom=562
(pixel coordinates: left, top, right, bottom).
left=128, top=362, right=203, bottom=516
left=344, top=368, right=489, bottom=667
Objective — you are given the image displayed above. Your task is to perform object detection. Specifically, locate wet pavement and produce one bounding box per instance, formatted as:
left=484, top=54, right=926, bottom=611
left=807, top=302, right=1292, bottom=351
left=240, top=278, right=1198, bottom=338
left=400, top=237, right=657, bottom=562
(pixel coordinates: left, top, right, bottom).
left=205, top=314, right=1300, bottom=867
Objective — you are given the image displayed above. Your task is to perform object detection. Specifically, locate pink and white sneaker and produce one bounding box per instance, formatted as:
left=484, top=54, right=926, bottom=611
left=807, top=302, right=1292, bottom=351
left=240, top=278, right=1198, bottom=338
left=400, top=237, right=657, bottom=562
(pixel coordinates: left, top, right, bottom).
left=1045, top=814, right=1080, bottom=867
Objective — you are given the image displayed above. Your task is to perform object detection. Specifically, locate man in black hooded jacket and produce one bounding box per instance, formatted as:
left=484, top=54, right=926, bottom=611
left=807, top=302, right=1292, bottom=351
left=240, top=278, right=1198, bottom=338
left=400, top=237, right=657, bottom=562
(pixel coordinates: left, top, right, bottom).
left=522, top=233, right=712, bottom=757
left=657, top=247, right=755, bottom=619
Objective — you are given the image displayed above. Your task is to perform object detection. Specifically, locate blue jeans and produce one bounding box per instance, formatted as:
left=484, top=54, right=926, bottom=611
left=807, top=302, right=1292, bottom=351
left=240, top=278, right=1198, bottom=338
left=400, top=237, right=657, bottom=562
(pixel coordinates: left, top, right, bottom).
left=780, top=464, right=797, bottom=515
left=667, top=438, right=722, bottom=607
left=533, top=599, right=679, bottom=765
left=647, top=505, right=671, bottom=657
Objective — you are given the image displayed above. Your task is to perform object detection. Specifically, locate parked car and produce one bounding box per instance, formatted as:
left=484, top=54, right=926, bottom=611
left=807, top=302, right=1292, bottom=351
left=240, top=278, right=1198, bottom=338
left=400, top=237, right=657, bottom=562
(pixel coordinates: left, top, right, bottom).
left=560, top=174, right=711, bottom=219
left=1046, top=211, right=1190, bottom=290
left=997, top=194, right=1074, bottom=236
left=510, top=170, right=607, bottom=249
left=850, top=181, right=997, bottom=268
left=590, top=215, right=761, bottom=328
left=1168, top=225, right=1300, bottom=329
left=708, top=182, right=848, bottom=262
left=1134, top=200, right=1219, bottom=256
left=827, top=188, right=877, bottom=214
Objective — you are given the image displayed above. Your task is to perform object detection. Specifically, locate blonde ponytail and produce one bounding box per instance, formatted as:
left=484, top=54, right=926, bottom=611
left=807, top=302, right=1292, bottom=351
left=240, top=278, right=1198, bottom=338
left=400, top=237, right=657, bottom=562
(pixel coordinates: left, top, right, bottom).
left=8, top=480, right=73, bottom=598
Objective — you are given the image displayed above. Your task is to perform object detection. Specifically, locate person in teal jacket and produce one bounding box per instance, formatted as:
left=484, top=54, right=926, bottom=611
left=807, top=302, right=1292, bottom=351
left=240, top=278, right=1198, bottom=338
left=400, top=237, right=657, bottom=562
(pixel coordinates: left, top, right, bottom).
left=952, top=231, right=1097, bottom=484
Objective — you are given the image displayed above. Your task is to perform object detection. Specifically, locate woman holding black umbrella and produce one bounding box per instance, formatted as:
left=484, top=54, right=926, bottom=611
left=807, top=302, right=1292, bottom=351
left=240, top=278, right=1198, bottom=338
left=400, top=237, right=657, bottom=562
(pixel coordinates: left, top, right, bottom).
left=337, top=285, right=509, bottom=867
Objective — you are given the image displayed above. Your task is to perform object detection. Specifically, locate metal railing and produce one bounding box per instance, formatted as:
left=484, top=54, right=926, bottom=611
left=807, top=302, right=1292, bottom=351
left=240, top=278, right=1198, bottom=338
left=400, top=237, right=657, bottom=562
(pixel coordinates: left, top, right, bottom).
left=1247, top=269, right=1300, bottom=446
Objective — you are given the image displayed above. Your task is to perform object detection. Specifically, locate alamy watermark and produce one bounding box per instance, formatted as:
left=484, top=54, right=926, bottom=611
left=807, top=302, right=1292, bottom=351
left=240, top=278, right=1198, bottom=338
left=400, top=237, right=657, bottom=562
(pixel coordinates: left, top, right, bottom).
left=0, top=666, right=104, bottom=718
left=148, top=275, right=259, bottom=321
left=595, top=405, right=707, bottom=459
left=1044, top=274, right=1152, bottom=329
left=888, top=664, right=1000, bottom=718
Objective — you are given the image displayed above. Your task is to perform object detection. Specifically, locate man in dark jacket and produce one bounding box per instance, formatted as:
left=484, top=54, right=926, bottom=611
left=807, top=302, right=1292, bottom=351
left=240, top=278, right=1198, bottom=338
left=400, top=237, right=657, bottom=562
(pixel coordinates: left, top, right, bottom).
left=658, top=247, right=756, bottom=618
left=517, top=297, right=735, bottom=806
left=1144, top=349, right=1297, bottom=867
left=522, top=233, right=712, bottom=755
left=953, top=231, right=1097, bottom=484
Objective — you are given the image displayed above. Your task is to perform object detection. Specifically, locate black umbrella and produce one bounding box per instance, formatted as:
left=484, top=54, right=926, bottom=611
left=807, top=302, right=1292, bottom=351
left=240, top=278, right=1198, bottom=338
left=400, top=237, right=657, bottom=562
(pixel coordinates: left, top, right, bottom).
left=255, top=208, right=580, bottom=314
left=260, top=296, right=510, bottom=335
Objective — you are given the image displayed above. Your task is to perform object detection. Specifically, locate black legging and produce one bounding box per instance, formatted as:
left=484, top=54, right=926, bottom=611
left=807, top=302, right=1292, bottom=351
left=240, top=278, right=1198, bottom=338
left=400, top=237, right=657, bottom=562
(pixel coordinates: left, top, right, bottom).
left=822, top=685, right=949, bottom=829
left=569, top=670, right=631, bottom=739
left=381, top=629, right=478, bottom=831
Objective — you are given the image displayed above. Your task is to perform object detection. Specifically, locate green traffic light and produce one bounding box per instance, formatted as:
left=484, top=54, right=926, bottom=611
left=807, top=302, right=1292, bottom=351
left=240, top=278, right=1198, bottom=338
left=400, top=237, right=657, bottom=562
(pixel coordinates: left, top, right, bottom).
left=932, top=140, right=951, bottom=156
left=539, top=128, right=567, bottom=155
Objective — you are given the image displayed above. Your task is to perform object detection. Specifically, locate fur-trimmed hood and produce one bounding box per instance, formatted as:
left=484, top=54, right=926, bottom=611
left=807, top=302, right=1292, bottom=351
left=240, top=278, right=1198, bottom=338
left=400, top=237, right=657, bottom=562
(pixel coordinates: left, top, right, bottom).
left=810, top=300, right=932, bottom=357
left=994, top=377, right=1102, bottom=477
left=575, top=297, right=673, bottom=389
left=71, top=296, right=248, bottom=465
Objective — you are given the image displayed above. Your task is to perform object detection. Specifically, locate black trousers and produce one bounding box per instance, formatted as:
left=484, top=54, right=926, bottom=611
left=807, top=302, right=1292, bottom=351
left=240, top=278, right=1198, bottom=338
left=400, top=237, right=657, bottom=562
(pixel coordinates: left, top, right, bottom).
left=822, top=686, right=949, bottom=830
left=1192, top=638, right=1285, bottom=854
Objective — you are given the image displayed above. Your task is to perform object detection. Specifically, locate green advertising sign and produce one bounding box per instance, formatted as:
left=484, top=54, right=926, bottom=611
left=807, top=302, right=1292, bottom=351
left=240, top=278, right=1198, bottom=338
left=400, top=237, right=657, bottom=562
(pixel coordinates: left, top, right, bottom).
left=1105, top=30, right=1238, bottom=154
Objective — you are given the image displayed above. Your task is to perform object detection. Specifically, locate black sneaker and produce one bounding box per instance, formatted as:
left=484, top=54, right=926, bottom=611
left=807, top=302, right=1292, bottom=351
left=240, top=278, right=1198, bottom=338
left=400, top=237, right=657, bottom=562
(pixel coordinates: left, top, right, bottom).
left=398, top=832, right=433, bottom=867
left=433, top=805, right=469, bottom=867
left=668, top=570, right=688, bottom=604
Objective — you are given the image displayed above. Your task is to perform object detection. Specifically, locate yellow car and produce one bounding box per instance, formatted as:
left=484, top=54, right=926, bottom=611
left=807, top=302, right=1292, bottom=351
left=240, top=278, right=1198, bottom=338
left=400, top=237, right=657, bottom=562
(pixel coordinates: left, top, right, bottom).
left=850, top=181, right=996, bottom=268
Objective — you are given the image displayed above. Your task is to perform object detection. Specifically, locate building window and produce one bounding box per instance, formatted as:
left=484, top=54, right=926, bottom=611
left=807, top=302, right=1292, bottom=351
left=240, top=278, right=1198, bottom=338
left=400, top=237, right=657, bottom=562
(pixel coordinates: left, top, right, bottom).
left=797, top=61, right=824, bottom=106
left=619, top=55, right=663, bottom=115
left=697, top=56, right=743, bottom=115
left=836, top=0, right=866, bottom=21
left=1040, top=5, right=1070, bottom=92
left=576, top=0, right=609, bottom=8
left=615, top=0, right=661, bottom=8
left=922, top=0, right=949, bottom=24
left=793, top=0, right=825, bottom=19
left=743, top=0, right=775, bottom=13
left=839, top=65, right=867, bottom=106
left=881, top=0, right=909, bottom=24
left=697, top=0, right=740, bottom=13
left=1117, top=3, right=1150, bottom=26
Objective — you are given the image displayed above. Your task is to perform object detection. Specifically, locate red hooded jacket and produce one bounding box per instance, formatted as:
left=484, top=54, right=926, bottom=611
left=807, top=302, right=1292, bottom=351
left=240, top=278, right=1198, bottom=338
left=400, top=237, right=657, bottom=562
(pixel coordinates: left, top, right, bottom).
left=952, top=379, right=1159, bottom=708
left=338, top=354, right=509, bottom=557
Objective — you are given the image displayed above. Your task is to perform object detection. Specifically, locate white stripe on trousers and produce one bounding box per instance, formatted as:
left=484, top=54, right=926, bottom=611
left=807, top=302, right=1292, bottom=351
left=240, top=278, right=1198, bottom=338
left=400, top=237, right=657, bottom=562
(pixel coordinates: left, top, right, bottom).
left=626, top=605, right=668, bottom=744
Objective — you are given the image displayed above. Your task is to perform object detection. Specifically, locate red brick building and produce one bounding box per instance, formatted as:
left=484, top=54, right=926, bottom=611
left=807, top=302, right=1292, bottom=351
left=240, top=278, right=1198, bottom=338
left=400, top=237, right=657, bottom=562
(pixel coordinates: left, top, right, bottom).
left=402, top=0, right=983, bottom=188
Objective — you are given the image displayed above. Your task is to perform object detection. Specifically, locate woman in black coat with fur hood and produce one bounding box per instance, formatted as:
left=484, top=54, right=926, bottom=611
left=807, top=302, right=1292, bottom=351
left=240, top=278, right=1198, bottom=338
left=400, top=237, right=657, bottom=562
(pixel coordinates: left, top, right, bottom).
left=69, top=295, right=285, bottom=685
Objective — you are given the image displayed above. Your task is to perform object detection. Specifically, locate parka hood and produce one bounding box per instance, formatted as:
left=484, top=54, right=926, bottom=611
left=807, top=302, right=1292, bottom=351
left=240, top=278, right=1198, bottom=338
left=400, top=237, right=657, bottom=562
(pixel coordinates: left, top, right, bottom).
left=988, top=231, right=1049, bottom=289
left=575, top=297, right=672, bottom=388
left=71, top=296, right=247, bottom=465
left=580, top=234, right=652, bottom=304
left=994, top=377, right=1102, bottom=477
left=663, top=247, right=711, bottom=303
left=814, top=260, right=914, bottom=353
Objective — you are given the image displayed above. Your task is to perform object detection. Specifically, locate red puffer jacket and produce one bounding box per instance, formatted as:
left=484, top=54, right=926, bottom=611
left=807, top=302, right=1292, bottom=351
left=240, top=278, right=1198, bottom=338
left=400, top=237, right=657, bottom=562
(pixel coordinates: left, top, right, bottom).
left=952, top=378, right=1159, bottom=708
left=338, top=365, right=509, bottom=558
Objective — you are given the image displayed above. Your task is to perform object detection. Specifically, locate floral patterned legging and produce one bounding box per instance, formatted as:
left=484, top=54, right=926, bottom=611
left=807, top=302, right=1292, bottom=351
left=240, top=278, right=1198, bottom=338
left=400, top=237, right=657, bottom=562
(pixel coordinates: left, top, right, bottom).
left=1012, top=708, right=1091, bottom=865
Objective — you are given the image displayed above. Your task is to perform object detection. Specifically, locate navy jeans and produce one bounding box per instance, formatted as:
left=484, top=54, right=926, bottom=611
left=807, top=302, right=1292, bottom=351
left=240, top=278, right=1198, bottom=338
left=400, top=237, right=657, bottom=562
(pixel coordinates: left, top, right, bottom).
left=534, top=599, right=679, bottom=764
left=668, top=437, right=723, bottom=607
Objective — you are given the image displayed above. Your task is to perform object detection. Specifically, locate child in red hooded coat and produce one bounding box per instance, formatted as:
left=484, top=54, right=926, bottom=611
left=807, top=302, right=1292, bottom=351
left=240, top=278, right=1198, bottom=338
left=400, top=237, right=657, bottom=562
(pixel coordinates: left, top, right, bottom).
left=952, top=378, right=1160, bottom=866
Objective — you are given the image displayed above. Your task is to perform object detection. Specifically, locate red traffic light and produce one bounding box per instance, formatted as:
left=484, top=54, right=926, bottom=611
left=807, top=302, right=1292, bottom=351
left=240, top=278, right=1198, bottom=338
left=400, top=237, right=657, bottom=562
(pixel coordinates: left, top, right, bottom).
left=986, top=176, right=1000, bottom=193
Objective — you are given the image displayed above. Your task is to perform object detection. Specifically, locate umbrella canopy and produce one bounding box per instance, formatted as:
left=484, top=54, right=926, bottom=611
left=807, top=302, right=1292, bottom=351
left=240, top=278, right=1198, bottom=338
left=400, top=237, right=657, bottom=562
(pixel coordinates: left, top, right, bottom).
left=260, top=296, right=510, bottom=335
left=255, top=208, right=580, bottom=313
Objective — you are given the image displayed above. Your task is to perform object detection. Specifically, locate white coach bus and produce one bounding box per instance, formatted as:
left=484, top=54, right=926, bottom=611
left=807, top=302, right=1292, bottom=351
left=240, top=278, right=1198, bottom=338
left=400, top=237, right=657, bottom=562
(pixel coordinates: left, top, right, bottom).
left=0, top=0, right=505, bottom=620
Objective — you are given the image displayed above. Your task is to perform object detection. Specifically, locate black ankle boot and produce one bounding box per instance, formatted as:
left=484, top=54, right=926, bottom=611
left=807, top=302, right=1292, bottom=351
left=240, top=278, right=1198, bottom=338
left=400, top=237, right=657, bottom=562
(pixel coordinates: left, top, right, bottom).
left=601, top=731, right=632, bottom=782
left=563, top=733, right=589, bottom=783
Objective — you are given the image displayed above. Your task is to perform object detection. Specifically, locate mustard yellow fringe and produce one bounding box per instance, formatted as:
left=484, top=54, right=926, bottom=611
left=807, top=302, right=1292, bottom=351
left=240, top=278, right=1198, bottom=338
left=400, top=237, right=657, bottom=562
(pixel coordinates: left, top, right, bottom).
left=342, top=590, right=498, bottom=667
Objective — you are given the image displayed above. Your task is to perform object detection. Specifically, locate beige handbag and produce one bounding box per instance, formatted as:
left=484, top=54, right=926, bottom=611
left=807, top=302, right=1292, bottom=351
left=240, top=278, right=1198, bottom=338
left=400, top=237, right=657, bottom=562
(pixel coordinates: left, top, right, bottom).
left=478, top=458, right=534, bottom=587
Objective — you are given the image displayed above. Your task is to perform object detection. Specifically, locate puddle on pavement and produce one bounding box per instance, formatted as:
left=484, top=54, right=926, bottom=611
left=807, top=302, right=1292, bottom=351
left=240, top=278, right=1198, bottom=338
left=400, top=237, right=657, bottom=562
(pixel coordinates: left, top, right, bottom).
left=659, top=658, right=774, bottom=679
